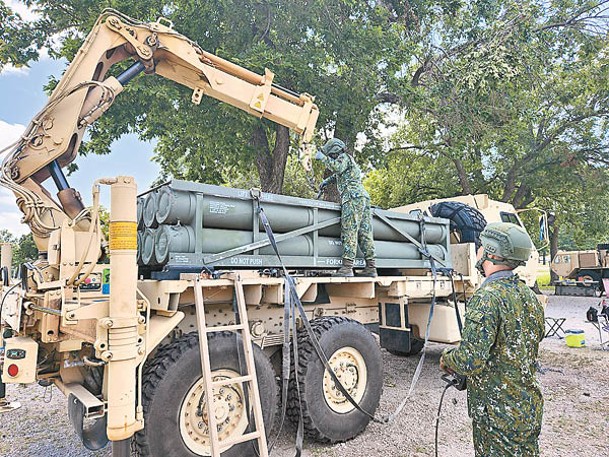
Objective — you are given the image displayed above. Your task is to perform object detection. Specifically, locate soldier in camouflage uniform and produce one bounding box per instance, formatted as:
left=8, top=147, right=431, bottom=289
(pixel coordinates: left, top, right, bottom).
left=315, top=138, right=376, bottom=277
left=440, top=222, right=545, bottom=456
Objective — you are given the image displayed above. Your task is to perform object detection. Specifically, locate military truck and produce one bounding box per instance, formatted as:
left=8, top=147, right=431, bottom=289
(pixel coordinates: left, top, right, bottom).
left=393, top=193, right=542, bottom=289
left=551, top=245, right=609, bottom=296
left=0, top=10, right=543, bottom=457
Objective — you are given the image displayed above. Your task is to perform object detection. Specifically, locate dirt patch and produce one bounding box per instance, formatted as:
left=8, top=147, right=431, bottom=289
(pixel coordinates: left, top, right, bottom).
left=1, top=295, right=607, bottom=457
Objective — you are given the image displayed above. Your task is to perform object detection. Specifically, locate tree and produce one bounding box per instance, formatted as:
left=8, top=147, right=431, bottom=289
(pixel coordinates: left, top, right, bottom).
left=374, top=2, right=608, bottom=192
left=5, top=0, right=408, bottom=194
left=371, top=1, right=609, bottom=266
left=13, top=233, right=38, bottom=266
left=0, top=230, right=38, bottom=270
left=6, top=0, right=609, bottom=256
left=0, top=2, right=44, bottom=71
left=364, top=147, right=460, bottom=208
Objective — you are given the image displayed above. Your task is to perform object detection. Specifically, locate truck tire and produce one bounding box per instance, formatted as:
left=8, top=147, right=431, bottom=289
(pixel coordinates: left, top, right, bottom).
left=577, top=270, right=602, bottom=296
left=387, top=337, right=425, bottom=357
left=430, top=201, right=487, bottom=248
left=135, top=332, right=276, bottom=457
left=287, top=316, right=382, bottom=443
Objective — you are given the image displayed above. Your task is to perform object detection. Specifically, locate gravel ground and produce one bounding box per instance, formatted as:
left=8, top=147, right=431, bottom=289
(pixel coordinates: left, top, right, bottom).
left=1, top=294, right=607, bottom=457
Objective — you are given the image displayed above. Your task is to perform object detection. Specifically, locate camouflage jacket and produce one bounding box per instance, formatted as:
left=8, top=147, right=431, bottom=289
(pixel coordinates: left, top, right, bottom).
left=319, top=152, right=369, bottom=204
left=442, top=271, right=545, bottom=433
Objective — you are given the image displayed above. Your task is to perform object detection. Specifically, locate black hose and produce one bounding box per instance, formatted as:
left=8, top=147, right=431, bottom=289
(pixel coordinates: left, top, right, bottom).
left=435, top=383, right=452, bottom=457
left=1, top=266, right=8, bottom=286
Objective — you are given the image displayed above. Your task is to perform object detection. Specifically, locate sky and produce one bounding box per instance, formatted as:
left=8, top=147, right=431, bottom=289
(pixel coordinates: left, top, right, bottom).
left=0, top=1, right=161, bottom=236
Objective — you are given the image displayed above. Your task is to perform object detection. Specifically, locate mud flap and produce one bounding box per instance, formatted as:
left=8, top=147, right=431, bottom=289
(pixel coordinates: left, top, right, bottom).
left=67, top=393, right=108, bottom=451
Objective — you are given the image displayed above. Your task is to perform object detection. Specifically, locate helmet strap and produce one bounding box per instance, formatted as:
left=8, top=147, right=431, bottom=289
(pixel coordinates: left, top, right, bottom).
left=476, top=251, right=521, bottom=276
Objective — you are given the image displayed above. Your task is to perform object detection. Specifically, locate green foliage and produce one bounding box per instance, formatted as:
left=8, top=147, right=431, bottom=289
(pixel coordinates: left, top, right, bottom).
left=0, top=231, right=38, bottom=269
left=364, top=148, right=459, bottom=208
left=5, top=0, right=406, bottom=193
left=372, top=0, right=609, bottom=259
left=221, top=153, right=321, bottom=199
left=13, top=233, right=38, bottom=266
left=4, top=0, right=609, bottom=253
left=383, top=0, right=609, bottom=207
left=0, top=2, right=43, bottom=70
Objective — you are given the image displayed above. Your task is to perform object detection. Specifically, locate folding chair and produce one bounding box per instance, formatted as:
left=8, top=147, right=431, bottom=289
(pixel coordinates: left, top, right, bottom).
left=544, top=317, right=566, bottom=338
left=590, top=315, right=609, bottom=351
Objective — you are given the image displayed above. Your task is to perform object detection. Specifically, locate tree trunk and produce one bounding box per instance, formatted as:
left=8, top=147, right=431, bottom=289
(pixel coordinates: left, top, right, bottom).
left=512, top=184, right=532, bottom=209
left=549, top=218, right=560, bottom=284
left=252, top=124, right=290, bottom=194
left=453, top=158, right=472, bottom=194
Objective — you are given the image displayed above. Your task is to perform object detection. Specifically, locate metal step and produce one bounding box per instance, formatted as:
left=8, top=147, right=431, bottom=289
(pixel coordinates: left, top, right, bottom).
left=211, top=374, right=253, bottom=388
left=193, top=275, right=268, bottom=457
left=205, top=323, right=245, bottom=333
left=220, top=431, right=262, bottom=451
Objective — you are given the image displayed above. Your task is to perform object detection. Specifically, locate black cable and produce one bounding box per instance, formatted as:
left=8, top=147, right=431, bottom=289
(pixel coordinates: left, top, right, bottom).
left=435, top=383, right=452, bottom=457
left=254, top=196, right=454, bottom=457
left=258, top=203, right=381, bottom=423
left=1, top=266, right=8, bottom=286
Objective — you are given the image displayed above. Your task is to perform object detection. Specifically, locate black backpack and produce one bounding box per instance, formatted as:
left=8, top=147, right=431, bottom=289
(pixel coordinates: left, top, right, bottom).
left=587, top=307, right=598, bottom=322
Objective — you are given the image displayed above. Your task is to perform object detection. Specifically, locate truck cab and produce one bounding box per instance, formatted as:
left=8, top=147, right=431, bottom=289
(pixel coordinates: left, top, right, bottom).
left=391, top=193, right=542, bottom=289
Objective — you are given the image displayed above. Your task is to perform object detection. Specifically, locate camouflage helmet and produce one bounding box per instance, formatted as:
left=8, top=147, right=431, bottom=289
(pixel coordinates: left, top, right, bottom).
left=321, top=138, right=346, bottom=157
left=479, top=222, right=533, bottom=268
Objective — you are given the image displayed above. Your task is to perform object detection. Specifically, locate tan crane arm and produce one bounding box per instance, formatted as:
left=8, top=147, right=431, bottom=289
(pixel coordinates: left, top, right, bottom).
left=0, top=10, right=319, bottom=250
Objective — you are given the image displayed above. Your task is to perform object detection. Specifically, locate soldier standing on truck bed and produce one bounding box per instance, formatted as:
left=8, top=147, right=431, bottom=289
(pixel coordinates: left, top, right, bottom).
left=440, top=222, right=545, bottom=456
left=315, top=138, right=377, bottom=277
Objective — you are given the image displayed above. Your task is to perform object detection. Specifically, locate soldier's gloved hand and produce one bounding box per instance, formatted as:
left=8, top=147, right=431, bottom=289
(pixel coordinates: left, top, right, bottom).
left=439, top=354, right=455, bottom=375
left=316, top=182, right=327, bottom=199
left=315, top=150, right=324, bottom=160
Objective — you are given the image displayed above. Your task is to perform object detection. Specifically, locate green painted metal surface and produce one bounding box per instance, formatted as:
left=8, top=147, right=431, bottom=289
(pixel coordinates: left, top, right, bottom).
left=137, top=180, right=452, bottom=273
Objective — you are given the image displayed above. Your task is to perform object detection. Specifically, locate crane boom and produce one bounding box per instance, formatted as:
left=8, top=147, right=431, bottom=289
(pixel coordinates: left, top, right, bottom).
left=0, top=10, right=319, bottom=251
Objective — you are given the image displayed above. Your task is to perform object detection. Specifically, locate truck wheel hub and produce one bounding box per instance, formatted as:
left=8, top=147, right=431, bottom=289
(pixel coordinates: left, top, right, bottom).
left=179, top=369, right=248, bottom=454
left=323, top=346, right=367, bottom=413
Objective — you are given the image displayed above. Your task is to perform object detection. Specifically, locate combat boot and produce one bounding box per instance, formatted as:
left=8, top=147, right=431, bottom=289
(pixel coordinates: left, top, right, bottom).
left=333, top=258, right=354, bottom=277
left=356, top=259, right=378, bottom=277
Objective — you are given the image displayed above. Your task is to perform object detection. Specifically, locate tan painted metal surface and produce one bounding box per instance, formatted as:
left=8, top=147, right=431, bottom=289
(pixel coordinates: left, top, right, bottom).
left=1, top=243, right=12, bottom=274
left=551, top=249, right=603, bottom=278
left=104, top=177, right=144, bottom=440
left=392, top=194, right=541, bottom=288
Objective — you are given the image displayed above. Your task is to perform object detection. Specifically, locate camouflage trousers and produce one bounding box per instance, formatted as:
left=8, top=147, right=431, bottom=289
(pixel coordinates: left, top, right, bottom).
left=341, top=196, right=375, bottom=261
left=472, top=420, right=540, bottom=457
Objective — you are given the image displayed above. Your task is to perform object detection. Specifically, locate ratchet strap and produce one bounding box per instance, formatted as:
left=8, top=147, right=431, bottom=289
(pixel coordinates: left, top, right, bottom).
left=253, top=195, right=452, bottom=445
left=255, top=202, right=382, bottom=449
left=383, top=214, right=440, bottom=422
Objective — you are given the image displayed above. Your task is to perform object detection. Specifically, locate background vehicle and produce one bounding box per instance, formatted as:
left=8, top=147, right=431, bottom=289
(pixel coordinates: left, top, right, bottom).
left=551, top=245, right=609, bottom=296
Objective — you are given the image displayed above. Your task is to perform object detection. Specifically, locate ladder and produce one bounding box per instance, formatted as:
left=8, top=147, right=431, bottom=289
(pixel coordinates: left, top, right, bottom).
left=192, top=273, right=269, bottom=457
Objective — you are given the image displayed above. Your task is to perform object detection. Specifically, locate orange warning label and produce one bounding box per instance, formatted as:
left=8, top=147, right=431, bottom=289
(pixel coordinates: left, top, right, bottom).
left=109, top=222, right=137, bottom=250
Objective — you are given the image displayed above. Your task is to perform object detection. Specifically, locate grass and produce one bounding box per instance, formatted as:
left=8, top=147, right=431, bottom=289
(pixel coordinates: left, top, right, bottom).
left=537, top=270, right=552, bottom=287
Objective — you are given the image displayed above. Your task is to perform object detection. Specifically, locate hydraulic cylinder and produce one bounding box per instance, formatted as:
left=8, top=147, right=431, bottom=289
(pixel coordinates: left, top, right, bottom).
left=104, top=176, right=141, bottom=441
